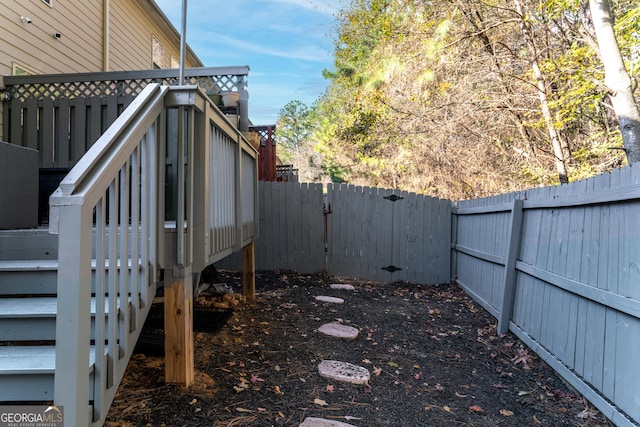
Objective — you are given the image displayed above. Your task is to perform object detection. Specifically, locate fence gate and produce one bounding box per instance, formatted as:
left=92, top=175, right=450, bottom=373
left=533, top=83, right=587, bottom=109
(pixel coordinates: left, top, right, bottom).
left=326, top=184, right=451, bottom=284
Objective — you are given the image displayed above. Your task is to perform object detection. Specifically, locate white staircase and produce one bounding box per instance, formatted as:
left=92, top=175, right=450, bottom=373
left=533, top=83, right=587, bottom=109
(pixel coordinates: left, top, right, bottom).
left=0, top=229, right=62, bottom=402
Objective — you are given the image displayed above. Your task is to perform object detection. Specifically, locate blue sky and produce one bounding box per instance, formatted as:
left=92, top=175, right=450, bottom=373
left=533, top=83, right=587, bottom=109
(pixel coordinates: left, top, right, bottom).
left=154, top=0, right=343, bottom=125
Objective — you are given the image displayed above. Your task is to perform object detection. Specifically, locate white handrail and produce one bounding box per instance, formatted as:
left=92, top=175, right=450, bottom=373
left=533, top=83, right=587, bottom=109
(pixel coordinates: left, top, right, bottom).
left=50, top=83, right=167, bottom=426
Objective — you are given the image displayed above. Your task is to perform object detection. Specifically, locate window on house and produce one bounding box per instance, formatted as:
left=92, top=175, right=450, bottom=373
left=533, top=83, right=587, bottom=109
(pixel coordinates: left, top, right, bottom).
left=152, top=36, right=164, bottom=69
left=42, top=0, right=53, bottom=7
left=13, top=63, right=34, bottom=76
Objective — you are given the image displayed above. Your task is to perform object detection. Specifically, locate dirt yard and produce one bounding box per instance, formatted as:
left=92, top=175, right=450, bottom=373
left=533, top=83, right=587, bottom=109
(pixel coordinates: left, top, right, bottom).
left=105, top=270, right=613, bottom=427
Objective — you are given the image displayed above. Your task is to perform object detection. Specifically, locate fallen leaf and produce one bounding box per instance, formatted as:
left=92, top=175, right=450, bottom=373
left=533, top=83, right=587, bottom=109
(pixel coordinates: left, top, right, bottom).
left=314, top=398, right=328, bottom=406
left=373, top=366, right=382, bottom=376
left=468, top=405, right=483, bottom=413
left=326, top=384, right=335, bottom=392
left=577, top=408, right=597, bottom=419
left=443, top=405, right=452, bottom=413
left=344, top=416, right=362, bottom=420
left=455, top=392, right=468, bottom=398
left=533, top=415, right=541, bottom=424
left=500, top=409, right=514, bottom=416
left=236, top=408, right=253, bottom=413
left=492, top=383, right=508, bottom=389
left=388, top=361, right=398, bottom=368
left=189, top=398, right=197, bottom=405
left=278, top=411, right=285, bottom=418
left=272, top=385, right=282, bottom=395
left=362, top=359, right=372, bottom=364
left=257, top=408, right=267, bottom=412
left=250, top=374, right=264, bottom=383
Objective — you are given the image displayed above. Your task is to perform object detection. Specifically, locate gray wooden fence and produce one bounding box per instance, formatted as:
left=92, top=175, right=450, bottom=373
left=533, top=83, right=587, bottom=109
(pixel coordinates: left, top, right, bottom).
left=218, top=181, right=326, bottom=272
left=219, top=182, right=452, bottom=284
left=326, top=184, right=451, bottom=283
left=452, top=165, right=640, bottom=427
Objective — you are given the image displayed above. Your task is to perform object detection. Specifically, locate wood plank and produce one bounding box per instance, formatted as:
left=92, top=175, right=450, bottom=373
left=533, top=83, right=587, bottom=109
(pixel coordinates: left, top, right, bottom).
left=71, top=97, right=88, bottom=164
left=379, top=188, right=394, bottom=282
left=242, top=242, right=255, bottom=300
left=88, top=96, right=102, bottom=147
left=9, top=98, right=23, bottom=149
left=607, top=170, right=621, bottom=295
left=602, top=308, right=617, bottom=399
left=40, top=98, right=54, bottom=167
left=516, top=262, right=640, bottom=319
left=498, top=199, right=523, bottom=334
left=24, top=98, right=38, bottom=151
left=614, top=313, right=640, bottom=421
left=164, top=274, right=194, bottom=386
left=54, top=98, right=70, bottom=168
left=596, top=174, right=611, bottom=291
left=410, top=193, right=425, bottom=283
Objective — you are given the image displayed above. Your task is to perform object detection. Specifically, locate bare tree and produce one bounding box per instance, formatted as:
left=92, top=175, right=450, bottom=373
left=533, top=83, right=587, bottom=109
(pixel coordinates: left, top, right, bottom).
left=513, top=0, right=570, bottom=183
left=589, top=0, right=640, bottom=164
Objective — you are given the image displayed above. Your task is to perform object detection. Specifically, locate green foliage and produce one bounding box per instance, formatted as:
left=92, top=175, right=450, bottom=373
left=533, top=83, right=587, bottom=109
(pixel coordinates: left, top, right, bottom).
left=286, top=0, right=636, bottom=198
left=276, top=100, right=314, bottom=164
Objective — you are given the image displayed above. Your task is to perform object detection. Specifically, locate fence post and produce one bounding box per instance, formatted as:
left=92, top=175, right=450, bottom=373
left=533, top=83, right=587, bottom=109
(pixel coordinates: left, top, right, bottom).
left=243, top=242, right=256, bottom=300
left=450, top=204, right=458, bottom=283
left=498, top=199, right=524, bottom=334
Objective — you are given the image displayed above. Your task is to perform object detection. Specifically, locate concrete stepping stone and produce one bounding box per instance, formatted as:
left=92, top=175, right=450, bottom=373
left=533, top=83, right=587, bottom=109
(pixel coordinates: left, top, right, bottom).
left=315, top=295, right=344, bottom=304
left=330, top=284, right=355, bottom=290
left=318, top=360, right=370, bottom=385
left=299, top=417, right=358, bottom=427
left=318, top=322, right=359, bottom=339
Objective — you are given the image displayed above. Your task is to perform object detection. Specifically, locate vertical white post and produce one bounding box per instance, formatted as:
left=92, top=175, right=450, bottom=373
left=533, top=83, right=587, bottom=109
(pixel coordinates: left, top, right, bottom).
left=54, top=203, right=92, bottom=426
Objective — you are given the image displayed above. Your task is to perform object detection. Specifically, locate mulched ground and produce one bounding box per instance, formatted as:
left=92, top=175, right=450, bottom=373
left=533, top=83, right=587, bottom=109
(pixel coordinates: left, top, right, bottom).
left=105, top=270, right=614, bottom=427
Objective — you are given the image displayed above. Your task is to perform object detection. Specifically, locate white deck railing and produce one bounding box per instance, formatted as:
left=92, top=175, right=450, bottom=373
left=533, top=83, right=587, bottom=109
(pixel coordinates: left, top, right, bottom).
left=48, top=83, right=258, bottom=426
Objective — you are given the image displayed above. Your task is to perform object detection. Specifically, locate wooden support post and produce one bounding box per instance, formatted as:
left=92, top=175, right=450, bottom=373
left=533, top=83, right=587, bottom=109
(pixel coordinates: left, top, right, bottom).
left=497, top=199, right=524, bottom=335
left=164, top=271, right=194, bottom=386
left=242, top=242, right=256, bottom=300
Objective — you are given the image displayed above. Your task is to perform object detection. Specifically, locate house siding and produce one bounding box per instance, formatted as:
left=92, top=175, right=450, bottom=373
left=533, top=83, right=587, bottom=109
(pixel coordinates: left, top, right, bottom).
left=1, top=0, right=202, bottom=141
left=0, top=0, right=103, bottom=76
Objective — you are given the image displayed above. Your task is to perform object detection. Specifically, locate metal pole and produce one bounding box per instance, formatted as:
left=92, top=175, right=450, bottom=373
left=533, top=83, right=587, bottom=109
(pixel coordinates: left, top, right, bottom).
left=178, top=0, right=188, bottom=84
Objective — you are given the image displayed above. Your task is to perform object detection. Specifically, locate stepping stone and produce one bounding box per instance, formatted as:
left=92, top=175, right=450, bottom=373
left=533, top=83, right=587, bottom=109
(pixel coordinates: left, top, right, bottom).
left=299, top=417, right=358, bottom=427
left=315, top=296, right=344, bottom=304
left=318, top=360, right=370, bottom=385
left=318, top=322, right=359, bottom=339
left=330, top=284, right=355, bottom=290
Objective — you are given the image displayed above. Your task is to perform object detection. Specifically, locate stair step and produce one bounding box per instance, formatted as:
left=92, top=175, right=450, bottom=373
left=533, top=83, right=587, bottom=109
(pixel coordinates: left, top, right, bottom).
left=0, top=260, right=58, bottom=295
left=0, top=259, right=141, bottom=296
left=0, top=346, right=96, bottom=401
left=0, top=297, right=57, bottom=341
left=0, top=297, right=56, bottom=341
left=0, top=296, right=126, bottom=341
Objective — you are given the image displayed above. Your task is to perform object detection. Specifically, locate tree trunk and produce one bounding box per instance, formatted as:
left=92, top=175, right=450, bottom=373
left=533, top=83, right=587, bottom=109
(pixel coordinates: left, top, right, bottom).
left=589, top=0, right=640, bottom=164
left=513, top=0, right=570, bottom=184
